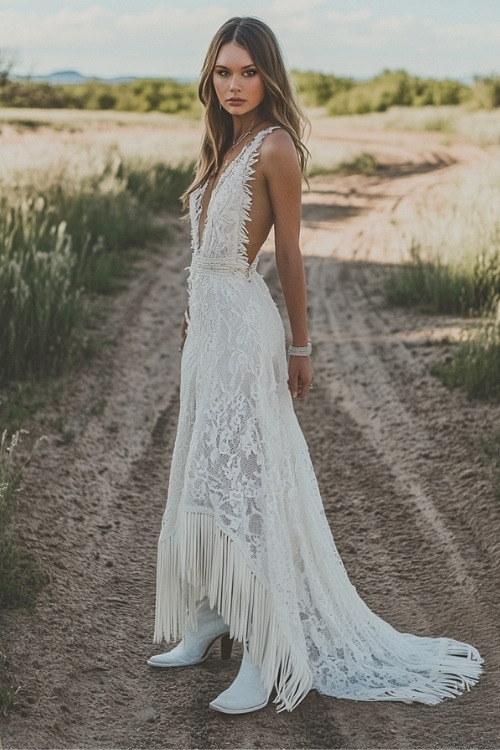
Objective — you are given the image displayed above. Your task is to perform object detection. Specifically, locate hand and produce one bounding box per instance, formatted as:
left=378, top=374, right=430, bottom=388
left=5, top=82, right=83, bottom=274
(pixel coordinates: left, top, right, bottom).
left=288, top=356, right=314, bottom=399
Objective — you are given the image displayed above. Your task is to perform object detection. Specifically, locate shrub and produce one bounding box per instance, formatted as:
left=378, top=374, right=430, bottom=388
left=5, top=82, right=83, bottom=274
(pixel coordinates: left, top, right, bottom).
left=292, top=70, right=354, bottom=107
left=471, top=76, right=500, bottom=109
left=327, top=70, right=471, bottom=116
left=0, top=75, right=200, bottom=115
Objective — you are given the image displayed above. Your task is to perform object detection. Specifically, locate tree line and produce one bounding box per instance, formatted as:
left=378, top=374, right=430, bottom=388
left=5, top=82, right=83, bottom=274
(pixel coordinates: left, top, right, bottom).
left=0, top=53, right=499, bottom=115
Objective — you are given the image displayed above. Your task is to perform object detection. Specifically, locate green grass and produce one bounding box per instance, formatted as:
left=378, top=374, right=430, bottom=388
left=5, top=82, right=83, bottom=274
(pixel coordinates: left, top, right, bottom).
left=385, top=161, right=500, bottom=400
left=0, top=383, right=46, bottom=433
left=0, top=155, right=193, bottom=383
left=432, top=321, right=500, bottom=401
left=338, top=152, right=380, bottom=176
left=385, top=242, right=500, bottom=315
left=123, top=159, right=195, bottom=213
left=0, top=430, right=44, bottom=610
left=385, top=164, right=500, bottom=316
left=0, top=429, right=45, bottom=716
left=309, top=151, right=380, bottom=177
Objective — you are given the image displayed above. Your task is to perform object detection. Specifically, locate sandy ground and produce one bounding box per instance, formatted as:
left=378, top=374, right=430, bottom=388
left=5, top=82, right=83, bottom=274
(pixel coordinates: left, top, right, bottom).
left=1, top=126, right=500, bottom=749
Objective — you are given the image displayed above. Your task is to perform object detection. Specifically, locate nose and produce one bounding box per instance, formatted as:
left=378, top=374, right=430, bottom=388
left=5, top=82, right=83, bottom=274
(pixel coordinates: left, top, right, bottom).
left=229, top=74, right=241, bottom=92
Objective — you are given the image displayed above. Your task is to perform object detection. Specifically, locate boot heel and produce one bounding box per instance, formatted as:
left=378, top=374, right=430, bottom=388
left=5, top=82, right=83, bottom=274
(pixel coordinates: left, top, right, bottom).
left=220, top=634, right=234, bottom=660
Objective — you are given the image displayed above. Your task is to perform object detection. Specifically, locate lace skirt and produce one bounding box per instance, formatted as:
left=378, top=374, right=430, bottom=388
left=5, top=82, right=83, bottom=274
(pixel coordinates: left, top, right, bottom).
left=153, top=265, right=483, bottom=712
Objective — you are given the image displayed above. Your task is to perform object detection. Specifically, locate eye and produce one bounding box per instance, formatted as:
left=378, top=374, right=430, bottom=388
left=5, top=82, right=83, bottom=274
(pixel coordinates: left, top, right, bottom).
left=215, top=69, right=229, bottom=77
left=244, top=69, right=258, bottom=77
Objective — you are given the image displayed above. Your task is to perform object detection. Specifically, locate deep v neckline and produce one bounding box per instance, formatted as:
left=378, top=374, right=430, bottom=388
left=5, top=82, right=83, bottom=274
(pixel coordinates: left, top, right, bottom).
left=197, top=155, right=238, bottom=250
left=196, top=127, right=274, bottom=250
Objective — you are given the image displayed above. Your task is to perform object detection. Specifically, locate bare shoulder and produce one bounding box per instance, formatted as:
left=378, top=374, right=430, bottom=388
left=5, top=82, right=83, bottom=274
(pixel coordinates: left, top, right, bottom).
left=259, top=127, right=300, bottom=176
left=260, top=127, right=296, bottom=157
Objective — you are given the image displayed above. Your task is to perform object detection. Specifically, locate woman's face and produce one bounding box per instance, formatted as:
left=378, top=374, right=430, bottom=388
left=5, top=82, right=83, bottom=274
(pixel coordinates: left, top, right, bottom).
left=213, top=42, right=266, bottom=117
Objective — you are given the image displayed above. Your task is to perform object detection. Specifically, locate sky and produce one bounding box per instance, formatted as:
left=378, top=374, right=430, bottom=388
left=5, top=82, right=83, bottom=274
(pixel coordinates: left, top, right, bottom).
left=0, top=0, right=499, bottom=81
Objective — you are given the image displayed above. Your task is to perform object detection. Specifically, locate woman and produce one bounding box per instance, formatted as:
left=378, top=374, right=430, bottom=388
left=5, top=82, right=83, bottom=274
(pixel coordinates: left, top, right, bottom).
left=148, top=17, right=482, bottom=714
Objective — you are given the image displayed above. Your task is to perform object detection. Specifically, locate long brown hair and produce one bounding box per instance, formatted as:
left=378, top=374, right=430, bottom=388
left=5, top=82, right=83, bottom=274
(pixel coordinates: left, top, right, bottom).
left=181, top=16, right=310, bottom=208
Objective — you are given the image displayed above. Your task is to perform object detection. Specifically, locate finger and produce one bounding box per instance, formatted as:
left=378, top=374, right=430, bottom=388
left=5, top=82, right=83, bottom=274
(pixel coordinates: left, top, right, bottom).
left=298, top=383, right=309, bottom=398
left=298, top=376, right=314, bottom=398
left=287, top=375, right=299, bottom=399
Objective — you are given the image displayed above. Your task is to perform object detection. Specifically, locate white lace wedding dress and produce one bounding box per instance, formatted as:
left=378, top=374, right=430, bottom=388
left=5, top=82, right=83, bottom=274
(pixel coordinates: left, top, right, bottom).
left=153, top=127, right=482, bottom=711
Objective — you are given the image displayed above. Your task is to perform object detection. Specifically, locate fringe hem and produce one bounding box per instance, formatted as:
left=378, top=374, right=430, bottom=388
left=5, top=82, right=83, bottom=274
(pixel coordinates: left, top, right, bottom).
left=154, top=512, right=483, bottom=710
left=418, top=642, right=483, bottom=704
left=347, top=639, right=483, bottom=705
left=154, top=511, right=313, bottom=712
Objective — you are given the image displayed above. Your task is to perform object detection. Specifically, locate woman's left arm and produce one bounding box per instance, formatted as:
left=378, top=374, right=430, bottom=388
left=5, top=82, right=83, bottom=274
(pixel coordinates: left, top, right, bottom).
left=261, top=130, right=314, bottom=399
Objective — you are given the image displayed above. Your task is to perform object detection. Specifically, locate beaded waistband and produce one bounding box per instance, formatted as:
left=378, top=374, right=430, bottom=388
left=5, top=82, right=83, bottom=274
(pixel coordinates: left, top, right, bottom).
left=189, top=255, right=256, bottom=279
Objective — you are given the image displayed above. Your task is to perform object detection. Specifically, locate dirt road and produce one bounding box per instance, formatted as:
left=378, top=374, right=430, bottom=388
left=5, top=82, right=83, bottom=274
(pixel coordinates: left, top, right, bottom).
left=1, top=128, right=499, bottom=749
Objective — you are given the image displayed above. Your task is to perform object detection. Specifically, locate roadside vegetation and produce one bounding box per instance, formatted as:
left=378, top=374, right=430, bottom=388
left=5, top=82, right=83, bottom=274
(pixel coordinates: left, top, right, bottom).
left=0, top=115, right=194, bottom=711
left=385, top=164, right=500, bottom=316
left=0, top=429, right=45, bottom=715
left=0, top=146, right=193, bottom=383
left=309, top=151, right=380, bottom=177
left=432, top=321, right=500, bottom=401
left=385, top=163, right=500, bottom=400
left=293, top=68, right=498, bottom=115
left=1, top=73, right=200, bottom=116
left=2, top=64, right=499, bottom=117
left=0, top=430, right=43, bottom=610
left=321, top=106, right=500, bottom=147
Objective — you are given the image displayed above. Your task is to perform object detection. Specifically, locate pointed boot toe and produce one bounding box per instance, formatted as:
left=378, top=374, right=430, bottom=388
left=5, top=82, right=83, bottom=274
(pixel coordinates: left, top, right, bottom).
left=209, top=692, right=269, bottom=715
left=148, top=632, right=232, bottom=668
left=209, top=651, right=269, bottom=714
left=148, top=599, right=232, bottom=667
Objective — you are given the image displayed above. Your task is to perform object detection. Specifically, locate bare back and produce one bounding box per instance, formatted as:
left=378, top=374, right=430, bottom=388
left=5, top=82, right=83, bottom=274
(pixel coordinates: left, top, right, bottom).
left=197, top=127, right=301, bottom=267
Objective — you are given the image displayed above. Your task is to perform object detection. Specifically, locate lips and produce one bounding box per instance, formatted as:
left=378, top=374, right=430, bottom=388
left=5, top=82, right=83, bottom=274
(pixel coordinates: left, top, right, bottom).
left=227, top=98, right=245, bottom=104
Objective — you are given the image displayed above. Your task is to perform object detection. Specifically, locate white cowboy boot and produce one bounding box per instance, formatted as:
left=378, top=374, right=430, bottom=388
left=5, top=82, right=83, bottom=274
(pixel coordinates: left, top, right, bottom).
left=209, top=648, right=269, bottom=714
left=147, top=599, right=232, bottom=667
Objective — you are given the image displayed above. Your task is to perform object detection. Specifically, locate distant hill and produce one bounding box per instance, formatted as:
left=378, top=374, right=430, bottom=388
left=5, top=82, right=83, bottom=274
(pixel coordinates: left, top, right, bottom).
left=14, top=71, right=195, bottom=85
left=25, top=71, right=137, bottom=85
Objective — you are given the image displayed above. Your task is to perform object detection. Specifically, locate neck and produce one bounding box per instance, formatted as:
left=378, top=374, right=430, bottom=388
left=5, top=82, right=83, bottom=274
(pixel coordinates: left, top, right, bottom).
left=231, top=110, right=261, bottom=141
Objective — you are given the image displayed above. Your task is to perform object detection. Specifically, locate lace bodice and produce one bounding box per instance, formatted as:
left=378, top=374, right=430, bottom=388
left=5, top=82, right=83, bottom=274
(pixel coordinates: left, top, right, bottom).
left=189, top=127, right=278, bottom=270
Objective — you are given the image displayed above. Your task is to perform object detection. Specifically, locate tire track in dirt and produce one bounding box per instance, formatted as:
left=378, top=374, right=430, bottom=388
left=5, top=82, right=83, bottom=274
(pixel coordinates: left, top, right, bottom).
left=311, top=259, right=481, bottom=599
left=299, top=257, right=499, bottom=748
left=1, top=134, right=499, bottom=749
left=0, top=221, right=191, bottom=749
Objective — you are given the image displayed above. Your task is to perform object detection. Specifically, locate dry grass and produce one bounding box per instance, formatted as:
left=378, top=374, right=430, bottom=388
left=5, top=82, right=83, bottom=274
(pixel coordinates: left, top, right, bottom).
left=385, top=158, right=500, bottom=400
left=385, top=161, right=500, bottom=315
left=306, top=106, right=500, bottom=147
left=0, top=112, right=194, bottom=382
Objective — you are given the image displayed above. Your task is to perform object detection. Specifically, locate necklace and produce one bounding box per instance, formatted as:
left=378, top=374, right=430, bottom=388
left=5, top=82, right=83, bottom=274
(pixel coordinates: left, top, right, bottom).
left=231, top=115, right=258, bottom=148
left=221, top=116, right=261, bottom=169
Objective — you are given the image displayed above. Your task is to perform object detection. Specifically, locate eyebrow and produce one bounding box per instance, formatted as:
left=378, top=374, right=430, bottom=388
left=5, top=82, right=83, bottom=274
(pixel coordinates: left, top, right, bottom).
left=214, top=63, right=256, bottom=69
